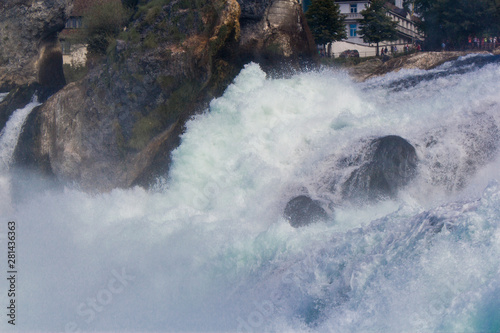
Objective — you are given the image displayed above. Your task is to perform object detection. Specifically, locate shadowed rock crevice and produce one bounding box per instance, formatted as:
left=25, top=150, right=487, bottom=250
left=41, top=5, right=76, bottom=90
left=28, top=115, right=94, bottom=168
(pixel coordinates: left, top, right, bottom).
left=37, top=33, right=66, bottom=99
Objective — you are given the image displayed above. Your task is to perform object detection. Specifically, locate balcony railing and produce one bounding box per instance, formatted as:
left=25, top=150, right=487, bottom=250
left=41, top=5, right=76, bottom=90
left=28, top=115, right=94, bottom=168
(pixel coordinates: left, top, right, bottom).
left=345, top=13, right=363, bottom=20
left=395, top=25, right=424, bottom=40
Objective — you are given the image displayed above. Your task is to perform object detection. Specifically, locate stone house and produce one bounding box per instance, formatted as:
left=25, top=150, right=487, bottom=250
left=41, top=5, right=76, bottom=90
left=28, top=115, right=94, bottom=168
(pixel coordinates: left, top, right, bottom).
left=58, top=0, right=97, bottom=66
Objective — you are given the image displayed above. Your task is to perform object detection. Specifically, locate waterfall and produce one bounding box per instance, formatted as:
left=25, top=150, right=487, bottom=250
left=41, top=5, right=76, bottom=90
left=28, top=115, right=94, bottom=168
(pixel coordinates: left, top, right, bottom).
left=0, top=95, right=40, bottom=170
left=0, top=92, right=8, bottom=102
left=1, top=55, right=500, bottom=332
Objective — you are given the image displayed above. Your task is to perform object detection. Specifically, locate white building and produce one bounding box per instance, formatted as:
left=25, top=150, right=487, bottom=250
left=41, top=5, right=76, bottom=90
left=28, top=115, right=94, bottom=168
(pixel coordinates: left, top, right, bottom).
left=329, top=0, right=424, bottom=57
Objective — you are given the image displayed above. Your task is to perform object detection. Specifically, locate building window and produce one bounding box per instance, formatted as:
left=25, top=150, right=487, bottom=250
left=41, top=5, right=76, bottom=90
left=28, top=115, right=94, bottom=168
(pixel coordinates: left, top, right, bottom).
left=350, top=4, right=357, bottom=13
left=61, top=40, right=71, bottom=55
left=65, top=16, right=83, bottom=29
left=350, top=24, right=357, bottom=37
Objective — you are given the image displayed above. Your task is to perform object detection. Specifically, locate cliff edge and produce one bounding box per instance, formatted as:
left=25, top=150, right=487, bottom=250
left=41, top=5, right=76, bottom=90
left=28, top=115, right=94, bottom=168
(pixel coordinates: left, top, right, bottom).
left=3, top=0, right=316, bottom=191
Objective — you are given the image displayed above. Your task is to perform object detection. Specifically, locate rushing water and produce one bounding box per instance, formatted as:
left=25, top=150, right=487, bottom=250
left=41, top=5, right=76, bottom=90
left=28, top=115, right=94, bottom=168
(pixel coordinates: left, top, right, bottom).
left=1, top=55, right=500, bottom=332
left=0, top=96, right=40, bottom=170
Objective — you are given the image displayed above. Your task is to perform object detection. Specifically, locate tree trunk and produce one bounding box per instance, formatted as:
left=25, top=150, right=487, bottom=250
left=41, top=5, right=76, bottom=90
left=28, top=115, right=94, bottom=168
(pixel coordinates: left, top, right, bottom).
left=376, top=42, right=379, bottom=56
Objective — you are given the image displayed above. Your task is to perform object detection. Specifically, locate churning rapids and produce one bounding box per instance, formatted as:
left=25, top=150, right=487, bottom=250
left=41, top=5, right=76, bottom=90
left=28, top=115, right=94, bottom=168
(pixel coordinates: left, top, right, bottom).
left=2, top=54, right=500, bottom=332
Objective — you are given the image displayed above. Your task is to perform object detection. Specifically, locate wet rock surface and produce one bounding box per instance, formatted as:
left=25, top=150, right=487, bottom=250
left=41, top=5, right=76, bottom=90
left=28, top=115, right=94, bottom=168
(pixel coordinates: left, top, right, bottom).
left=284, top=195, right=329, bottom=228
left=341, top=135, right=418, bottom=201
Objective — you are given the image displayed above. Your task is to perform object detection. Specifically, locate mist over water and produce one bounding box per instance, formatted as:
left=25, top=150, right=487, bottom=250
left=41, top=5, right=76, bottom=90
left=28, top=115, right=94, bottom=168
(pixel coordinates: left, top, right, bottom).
left=1, top=55, right=500, bottom=332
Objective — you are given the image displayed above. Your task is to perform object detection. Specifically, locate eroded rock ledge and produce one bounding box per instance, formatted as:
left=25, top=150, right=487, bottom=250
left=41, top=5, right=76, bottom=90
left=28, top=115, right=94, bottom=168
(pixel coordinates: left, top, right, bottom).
left=349, top=50, right=500, bottom=81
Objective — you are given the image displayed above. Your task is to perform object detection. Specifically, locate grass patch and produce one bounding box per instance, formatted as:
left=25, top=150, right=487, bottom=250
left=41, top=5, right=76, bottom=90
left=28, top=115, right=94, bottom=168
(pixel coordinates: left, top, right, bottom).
left=63, top=63, right=88, bottom=83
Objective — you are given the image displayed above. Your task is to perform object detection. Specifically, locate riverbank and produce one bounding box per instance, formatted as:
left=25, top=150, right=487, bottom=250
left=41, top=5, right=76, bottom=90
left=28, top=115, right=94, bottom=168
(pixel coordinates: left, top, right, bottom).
left=347, top=49, right=500, bottom=81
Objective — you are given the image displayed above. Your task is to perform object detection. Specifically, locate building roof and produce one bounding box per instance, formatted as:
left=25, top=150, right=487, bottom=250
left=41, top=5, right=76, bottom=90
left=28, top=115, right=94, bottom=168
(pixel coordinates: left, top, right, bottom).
left=385, top=2, right=409, bottom=18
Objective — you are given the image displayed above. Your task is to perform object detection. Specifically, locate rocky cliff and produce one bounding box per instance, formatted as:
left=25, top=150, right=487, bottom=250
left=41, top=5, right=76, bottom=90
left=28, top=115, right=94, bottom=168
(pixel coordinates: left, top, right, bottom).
left=237, top=0, right=316, bottom=69
left=0, top=0, right=71, bottom=91
left=5, top=0, right=316, bottom=191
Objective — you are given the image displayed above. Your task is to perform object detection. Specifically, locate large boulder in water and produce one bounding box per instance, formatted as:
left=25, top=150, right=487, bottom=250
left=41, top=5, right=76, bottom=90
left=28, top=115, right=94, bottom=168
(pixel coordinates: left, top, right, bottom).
left=342, top=135, right=418, bottom=201
left=284, top=195, right=328, bottom=228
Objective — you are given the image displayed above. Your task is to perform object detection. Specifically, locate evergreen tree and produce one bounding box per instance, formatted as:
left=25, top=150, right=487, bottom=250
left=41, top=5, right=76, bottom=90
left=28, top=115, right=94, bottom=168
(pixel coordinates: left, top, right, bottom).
left=358, top=0, right=398, bottom=56
left=305, top=0, right=347, bottom=50
left=412, top=0, right=500, bottom=50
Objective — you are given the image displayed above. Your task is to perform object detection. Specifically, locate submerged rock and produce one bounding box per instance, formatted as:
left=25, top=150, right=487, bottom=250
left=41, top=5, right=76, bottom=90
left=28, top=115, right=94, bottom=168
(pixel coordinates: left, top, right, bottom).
left=342, top=135, right=418, bottom=202
left=284, top=195, right=328, bottom=228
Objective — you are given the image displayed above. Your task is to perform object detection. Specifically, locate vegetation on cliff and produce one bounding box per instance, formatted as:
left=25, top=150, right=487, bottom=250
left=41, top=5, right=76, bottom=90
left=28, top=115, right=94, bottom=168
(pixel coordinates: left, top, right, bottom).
left=84, top=0, right=129, bottom=54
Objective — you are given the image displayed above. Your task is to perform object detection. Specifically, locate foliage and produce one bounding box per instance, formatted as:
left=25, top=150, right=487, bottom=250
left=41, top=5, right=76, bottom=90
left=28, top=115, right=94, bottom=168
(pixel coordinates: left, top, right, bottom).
left=305, top=0, right=347, bottom=46
left=63, top=63, right=88, bottom=83
left=83, top=0, right=128, bottom=54
left=121, top=0, right=139, bottom=9
left=358, top=0, right=398, bottom=56
left=411, top=0, right=500, bottom=49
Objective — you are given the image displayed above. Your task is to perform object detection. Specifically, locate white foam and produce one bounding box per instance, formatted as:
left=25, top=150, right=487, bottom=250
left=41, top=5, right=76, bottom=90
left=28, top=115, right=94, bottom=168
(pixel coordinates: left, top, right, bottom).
left=2, top=56, right=500, bottom=332
left=0, top=96, right=40, bottom=170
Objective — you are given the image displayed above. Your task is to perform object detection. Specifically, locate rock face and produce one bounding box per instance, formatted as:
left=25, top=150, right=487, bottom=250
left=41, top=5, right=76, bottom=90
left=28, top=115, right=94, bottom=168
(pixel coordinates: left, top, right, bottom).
left=0, top=0, right=71, bottom=91
left=19, top=80, right=185, bottom=190
left=0, top=84, right=41, bottom=133
left=237, top=0, right=316, bottom=69
left=6, top=0, right=316, bottom=191
left=284, top=195, right=328, bottom=228
left=342, top=135, right=418, bottom=201
left=350, top=51, right=499, bottom=82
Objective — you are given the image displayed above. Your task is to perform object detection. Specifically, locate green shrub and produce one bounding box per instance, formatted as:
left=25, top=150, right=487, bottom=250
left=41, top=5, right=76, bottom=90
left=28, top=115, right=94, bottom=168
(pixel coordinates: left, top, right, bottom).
left=143, top=32, right=159, bottom=49
left=83, top=0, right=128, bottom=54
left=118, top=27, right=141, bottom=43
left=145, top=6, right=161, bottom=24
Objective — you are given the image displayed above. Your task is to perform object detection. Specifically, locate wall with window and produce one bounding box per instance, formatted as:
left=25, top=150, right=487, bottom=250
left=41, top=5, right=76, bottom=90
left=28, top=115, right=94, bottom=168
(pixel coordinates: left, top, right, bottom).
left=349, top=24, right=357, bottom=37
left=65, top=16, right=83, bottom=29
